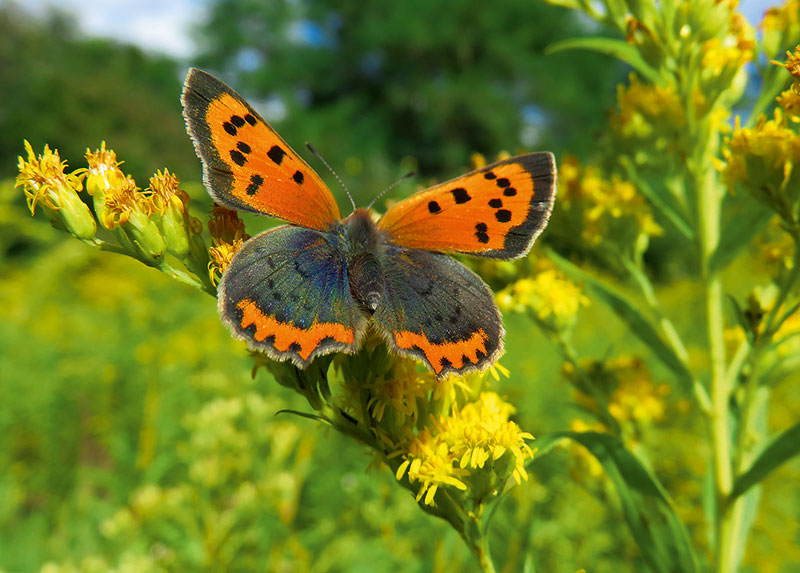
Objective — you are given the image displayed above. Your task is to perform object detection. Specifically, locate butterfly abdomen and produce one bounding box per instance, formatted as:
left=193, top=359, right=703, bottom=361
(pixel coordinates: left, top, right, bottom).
left=348, top=252, right=385, bottom=313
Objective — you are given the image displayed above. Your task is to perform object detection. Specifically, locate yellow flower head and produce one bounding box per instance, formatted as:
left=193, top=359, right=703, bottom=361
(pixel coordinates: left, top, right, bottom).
left=612, top=75, right=685, bottom=141
left=555, top=155, right=662, bottom=254
left=773, top=46, right=800, bottom=89
left=720, top=110, right=800, bottom=220
left=497, top=256, right=589, bottom=330
left=16, top=140, right=96, bottom=239
left=85, top=142, right=125, bottom=198
left=396, top=428, right=470, bottom=506
left=16, top=140, right=85, bottom=215
left=147, top=169, right=186, bottom=215
left=606, top=356, right=669, bottom=425
left=365, top=356, right=434, bottom=425
left=99, top=176, right=141, bottom=230
left=207, top=204, right=251, bottom=284
left=395, top=391, right=534, bottom=505
left=762, top=5, right=800, bottom=59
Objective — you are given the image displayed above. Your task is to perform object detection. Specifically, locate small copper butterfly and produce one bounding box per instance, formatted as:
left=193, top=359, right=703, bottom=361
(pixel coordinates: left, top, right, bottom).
left=182, top=69, right=556, bottom=377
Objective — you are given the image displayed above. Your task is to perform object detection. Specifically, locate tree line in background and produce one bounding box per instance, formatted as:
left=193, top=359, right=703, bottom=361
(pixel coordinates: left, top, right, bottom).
left=1, top=0, right=619, bottom=189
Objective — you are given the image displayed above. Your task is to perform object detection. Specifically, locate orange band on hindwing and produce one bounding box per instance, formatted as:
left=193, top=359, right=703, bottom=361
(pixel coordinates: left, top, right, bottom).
left=393, top=328, right=489, bottom=374
left=238, top=299, right=354, bottom=361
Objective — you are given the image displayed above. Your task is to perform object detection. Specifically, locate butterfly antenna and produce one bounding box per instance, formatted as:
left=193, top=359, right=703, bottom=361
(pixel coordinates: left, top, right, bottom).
left=306, top=142, right=357, bottom=212
left=367, top=171, right=416, bottom=210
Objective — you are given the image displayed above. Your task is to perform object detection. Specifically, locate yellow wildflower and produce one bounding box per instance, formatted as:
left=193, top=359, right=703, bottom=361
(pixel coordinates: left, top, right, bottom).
left=99, top=175, right=140, bottom=229
left=772, top=46, right=800, bottom=90
left=16, top=140, right=85, bottom=214
left=207, top=204, right=251, bottom=284
left=612, top=75, right=685, bottom=140
left=15, top=140, right=96, bottom=239
left=497, top=257, right=589, bottom=330
left=777, top=88, right=800, bottom=123
left=720, top=110, right=800, bottom=223
left=396, top=391, right=534, bottom=505
left=365, top=357, right=432, bottom=425
left=396, top=428, right=469, bottom=506
left=85, top=141, right=125, bottom=198
left=147, top=168, right=185, bottom=215
left=555, top=155, right=662, bottom=252
left=606, top=356, right=669, bottom=425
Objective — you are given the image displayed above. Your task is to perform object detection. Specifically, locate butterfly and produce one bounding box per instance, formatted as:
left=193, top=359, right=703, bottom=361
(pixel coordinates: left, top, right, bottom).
left=182, top=68, right=556, bottom=378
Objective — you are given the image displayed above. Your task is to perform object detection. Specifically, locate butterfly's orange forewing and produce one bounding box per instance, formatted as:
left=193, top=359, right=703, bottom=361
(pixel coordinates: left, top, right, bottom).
left=182, top=68, right=340, bottom=230
left=378, top=153, right=556, bottom=259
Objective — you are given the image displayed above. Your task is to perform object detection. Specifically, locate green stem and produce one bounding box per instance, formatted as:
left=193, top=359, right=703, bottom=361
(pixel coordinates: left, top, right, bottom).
left=464, top=514, right=497, bottom=573
left=693, top=139, right=737, bottom=571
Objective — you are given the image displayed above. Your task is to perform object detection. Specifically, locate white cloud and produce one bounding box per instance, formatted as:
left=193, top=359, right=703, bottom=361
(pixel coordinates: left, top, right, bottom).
left=19, top=0, right=207, bottom=58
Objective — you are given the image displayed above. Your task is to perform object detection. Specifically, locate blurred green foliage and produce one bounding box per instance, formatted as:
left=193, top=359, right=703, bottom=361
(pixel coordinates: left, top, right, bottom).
left=194, top=0, right=621, bottom=201
left=0, top=3, right=198, bottom=184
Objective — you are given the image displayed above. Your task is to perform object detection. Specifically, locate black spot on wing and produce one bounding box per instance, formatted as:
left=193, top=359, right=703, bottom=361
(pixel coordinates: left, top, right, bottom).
left=230, top=149, right=246, bottom=166
left=246, top=174, right=264, bottom=195
left=475, top=222, right=489, bottom=244
left=495, top=209, right=512, bottom=223
left=451, top=188, right=471, bottom=204
left=267, top=145, right=286, bottom=165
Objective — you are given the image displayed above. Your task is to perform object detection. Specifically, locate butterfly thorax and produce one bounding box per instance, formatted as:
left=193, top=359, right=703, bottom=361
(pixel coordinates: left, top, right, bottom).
left=343, top=208, right=386, bottom=314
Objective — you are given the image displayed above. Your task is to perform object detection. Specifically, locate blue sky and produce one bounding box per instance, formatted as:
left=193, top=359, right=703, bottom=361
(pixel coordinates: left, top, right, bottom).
left=18, top=0, right=781, bottom=59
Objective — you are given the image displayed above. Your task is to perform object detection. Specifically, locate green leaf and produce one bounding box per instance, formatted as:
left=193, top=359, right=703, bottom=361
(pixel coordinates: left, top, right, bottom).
left=710, top=197, right=772, bottom=273
left=546, top=37, right=662, bottom=85
left=620, top=160, right=694, bottom=241
left=731, top=421, right=800, bottom=500
left=275, top=409, right=326, bottom=423
left=549, top=431, right=698, bottom=573
left=546, top=249, right=694, bottom=391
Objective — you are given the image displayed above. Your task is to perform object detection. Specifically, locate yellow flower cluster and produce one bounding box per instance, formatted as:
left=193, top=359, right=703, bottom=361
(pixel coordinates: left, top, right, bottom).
left=565, top=355, right=669, bottom=428
left=556, top=155, right=662, bottom=249
left=496, top=257, right=589, bottom=330
left=762, top=3, right=800, bottom=59
left=18, top=142, right=215, bottom=293
left=699, top=5, right=754, bottom=85
left=612, top=76, right=685, bottom=143
left=719, top=109, right=800, bottom=225
left=207, top=204, right=250, bottom=285
left=605, top=356, right=669, bottom=425
left=396, top=392, right=534, bottom=506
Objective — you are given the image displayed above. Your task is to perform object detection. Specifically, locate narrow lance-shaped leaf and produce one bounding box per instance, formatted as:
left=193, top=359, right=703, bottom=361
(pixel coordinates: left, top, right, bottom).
left=546, top=37, right=662, bottom=85
left=546, top=249, right=694, bottom=392
left=731, top=421, right=800, bottom=500
left=533, top=431, right=698, bottom=573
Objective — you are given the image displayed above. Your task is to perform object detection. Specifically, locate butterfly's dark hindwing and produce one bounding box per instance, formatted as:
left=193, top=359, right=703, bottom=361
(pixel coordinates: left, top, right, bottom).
left=218, top=226, right=364, bottom=366
left=373, top=247, right=503, bottom=377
